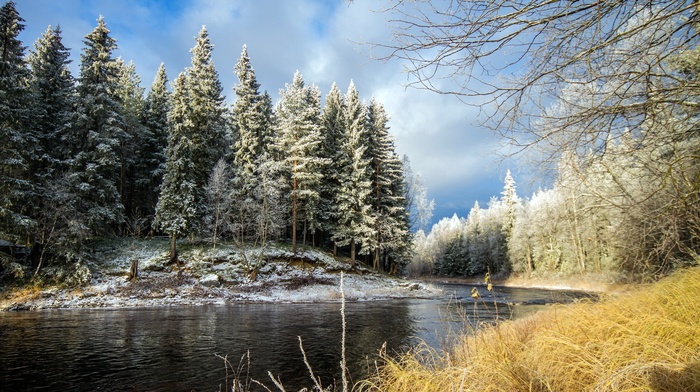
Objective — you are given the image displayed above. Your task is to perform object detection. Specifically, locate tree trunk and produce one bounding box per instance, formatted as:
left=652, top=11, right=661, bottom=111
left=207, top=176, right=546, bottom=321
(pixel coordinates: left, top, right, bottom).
left=169, top=234, right=178, bottom=265
left=292, top=177, right=298, bottom=254
left=129, top=258, right=139, bottom=281
left=350, top=238, right=356, bottom=267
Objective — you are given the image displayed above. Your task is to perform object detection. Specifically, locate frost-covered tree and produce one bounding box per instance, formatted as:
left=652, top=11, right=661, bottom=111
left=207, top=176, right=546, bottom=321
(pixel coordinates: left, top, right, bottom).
left=140, top=63, right=170, bottom=224
left=229, top=45, right=275, bottom=244
left=231, top=44, right=273, bottom=179
left=26, top=24, right=78, bottom=267
left=275, top=71, right=326, bottom=253
left=70, top=16, right=126, bottom=235
left=154, top=72, right=198, bottom=263
left=186, top=26, right=227, bottom=183
left=332, top=81, right=376, bottom=265
left=114, top=59, right=147, bottom=233
left=204, top=159, right=231, bottom=249
left=27, top=25, right=74, bottom=177
left=366, top=98, right=410, bottom=272
left=319, top=82, right=346, bottom=252
left=402, top=155, right=434, bottom=233
left=0, top=1, right=35, bottom=242
left=154, top=26, right=227, bottom=260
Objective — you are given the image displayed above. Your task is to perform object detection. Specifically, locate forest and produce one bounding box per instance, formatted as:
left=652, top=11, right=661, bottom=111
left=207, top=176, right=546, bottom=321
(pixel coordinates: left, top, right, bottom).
left=3, top=0, right=700, bottom=286
left=402, top=1, right=700, bottom=281
left=0, top=1, right=438, bottom=282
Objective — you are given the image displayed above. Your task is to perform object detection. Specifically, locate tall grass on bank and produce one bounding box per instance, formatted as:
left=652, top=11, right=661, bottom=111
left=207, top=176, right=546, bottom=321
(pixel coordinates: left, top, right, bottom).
left=360, top=266, right=700, bottom=392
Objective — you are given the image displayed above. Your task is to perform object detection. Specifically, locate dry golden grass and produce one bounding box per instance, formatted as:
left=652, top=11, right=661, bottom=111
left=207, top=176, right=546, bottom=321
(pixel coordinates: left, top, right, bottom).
left=359, top=266, right=700, bottom=392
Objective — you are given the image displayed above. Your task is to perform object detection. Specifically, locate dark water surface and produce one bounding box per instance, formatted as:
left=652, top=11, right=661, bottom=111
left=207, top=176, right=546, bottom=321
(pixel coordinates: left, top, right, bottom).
left=0, top=285, right=591, bottom=391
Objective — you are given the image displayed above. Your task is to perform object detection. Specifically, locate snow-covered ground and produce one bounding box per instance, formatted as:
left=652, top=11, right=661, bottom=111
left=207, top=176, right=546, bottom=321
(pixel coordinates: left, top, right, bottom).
left=1, top=239, right=442, bottom=311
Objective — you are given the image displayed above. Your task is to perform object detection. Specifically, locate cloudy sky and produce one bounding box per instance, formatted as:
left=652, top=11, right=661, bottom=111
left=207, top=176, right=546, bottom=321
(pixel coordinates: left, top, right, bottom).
left=16, top=0, right=533, bottom=227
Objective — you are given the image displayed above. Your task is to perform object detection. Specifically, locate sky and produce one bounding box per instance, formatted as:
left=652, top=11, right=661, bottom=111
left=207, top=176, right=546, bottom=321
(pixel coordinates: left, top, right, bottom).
left=15, top=0, right=535, bottom=227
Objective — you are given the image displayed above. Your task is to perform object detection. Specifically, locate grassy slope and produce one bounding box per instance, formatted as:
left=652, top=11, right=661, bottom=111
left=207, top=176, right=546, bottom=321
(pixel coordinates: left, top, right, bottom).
left=360, top=266, right=700, bottom=392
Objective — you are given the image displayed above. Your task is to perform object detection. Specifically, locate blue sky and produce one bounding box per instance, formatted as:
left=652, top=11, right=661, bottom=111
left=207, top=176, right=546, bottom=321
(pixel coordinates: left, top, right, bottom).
left=16, top=0, right=534, bottom=227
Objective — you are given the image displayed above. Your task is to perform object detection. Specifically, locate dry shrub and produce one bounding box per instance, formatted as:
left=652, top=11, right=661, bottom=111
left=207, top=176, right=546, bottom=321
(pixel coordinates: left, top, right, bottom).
left=359, top=266, right=700, bottom=392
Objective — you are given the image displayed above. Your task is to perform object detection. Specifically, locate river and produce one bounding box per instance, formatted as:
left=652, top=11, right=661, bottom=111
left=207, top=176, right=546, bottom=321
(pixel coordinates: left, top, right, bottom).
left=0, top=284, right=591, bottom=391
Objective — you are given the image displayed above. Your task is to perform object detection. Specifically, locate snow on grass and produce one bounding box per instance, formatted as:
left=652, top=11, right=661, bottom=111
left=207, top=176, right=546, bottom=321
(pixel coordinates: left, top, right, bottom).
left=0, top=239, right=442, bottom=311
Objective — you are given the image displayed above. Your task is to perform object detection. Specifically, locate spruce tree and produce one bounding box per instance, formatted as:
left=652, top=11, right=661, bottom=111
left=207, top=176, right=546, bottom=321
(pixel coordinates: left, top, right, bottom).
left=27, top=24, right=78, bottom=267
left=186, top=26, right=227, bottom=186
left=154, top=72, right=197, bottom=262
left=319, top=82, right=345, bottom=252
left=70, top=16, right=126, bottom=235
left=140, top=63, right=170, bottom=225
left=332, top=81, right=376, bottom=265
left=114, top=59, right=147, bottom=232
left=27, top=25, right=74, bottom=177
left=366, top=98, right=410, bottom=272
left=0, top=1, right=34, bottom=241
left=230, top=45, right=275, bottom=243
left=275, top=71, right=326, bottom=253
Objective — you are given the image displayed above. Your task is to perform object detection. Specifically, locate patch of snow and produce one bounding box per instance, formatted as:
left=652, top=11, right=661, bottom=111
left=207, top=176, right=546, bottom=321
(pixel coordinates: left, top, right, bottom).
left=199, top=274, right=221, bottom=287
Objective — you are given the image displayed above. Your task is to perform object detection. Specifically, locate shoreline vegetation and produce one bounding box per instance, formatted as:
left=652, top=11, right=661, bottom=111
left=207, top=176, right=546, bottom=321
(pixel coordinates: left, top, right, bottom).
left=0, top=238, right=441, bottom=311
left=360, top=265, right=700, bottom=392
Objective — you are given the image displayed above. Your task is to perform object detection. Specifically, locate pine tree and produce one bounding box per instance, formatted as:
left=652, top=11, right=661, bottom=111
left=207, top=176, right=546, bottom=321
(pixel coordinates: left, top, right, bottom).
left=70, top=16, right=126, bottom=235
left=154, top=72, right=198, bottom=263
left=332, top=81, right=376, bottom=265
left=275, top=71, right=327, bottom=253
left=319, top=82, right=345, bottom=251
left=0, top=1, right=34, bottom=241
left=140, top=63, right=170, bottom=225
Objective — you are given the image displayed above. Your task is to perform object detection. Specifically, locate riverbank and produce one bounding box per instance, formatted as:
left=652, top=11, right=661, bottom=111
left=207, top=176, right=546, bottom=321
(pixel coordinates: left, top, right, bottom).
left=361, top=265, right=700, bottom=392
left=421, top=272, right=629, bottom=294
left=0, top=239, right=441, bottom=311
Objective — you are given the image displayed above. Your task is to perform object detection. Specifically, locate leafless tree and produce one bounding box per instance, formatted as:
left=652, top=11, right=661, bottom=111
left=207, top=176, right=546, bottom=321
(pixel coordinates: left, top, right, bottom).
left=377, top=0, right=699, bottom=158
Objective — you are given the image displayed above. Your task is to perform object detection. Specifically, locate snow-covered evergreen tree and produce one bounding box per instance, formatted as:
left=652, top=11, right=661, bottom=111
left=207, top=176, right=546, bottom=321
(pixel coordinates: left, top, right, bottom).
left=140, top=63, right=170, bottom=225
left=275, top=71, right=327, bottom=253
left=186, top=26, right=227, bottom=185
left=229, top=45, right=275, bottom=244
left=154, top=72, right=198, bottom=262
left=114, top=59, right=147, bottom=233
left=70, top=16, right=126, bottom=235
left=26, top=24, right=79, bottom=267
left=0, top=1, right=35, bottom=241
left=154, top=26, right=227, bottom=259
left=366, top=98, right=410, bottom=272
left=319, top=82, right=345, bottom=252
left=27, top=25, right=74, bottom=178
left=332, top=81, right=376, bottom=265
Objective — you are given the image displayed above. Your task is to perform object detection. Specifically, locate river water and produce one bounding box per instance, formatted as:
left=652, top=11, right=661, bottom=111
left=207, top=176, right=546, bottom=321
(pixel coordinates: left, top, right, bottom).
left=0, top=284, right=591, bottom=391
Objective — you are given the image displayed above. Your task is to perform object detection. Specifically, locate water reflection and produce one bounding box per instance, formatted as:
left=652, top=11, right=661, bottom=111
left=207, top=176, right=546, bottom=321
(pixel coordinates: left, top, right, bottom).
left=0, top=285, right=592, bottom=391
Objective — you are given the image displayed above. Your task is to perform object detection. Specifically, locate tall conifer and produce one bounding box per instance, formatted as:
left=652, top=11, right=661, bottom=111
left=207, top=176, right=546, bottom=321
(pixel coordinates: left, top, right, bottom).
left=0, top=1, right=34, bottom=240
left=275, top=71, right=326, bottom=253
left=70, top=16, right=126, bottom=234
left=332, top=81, right=376, bottom=265
left=154, top=72, right=197, bottom=262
